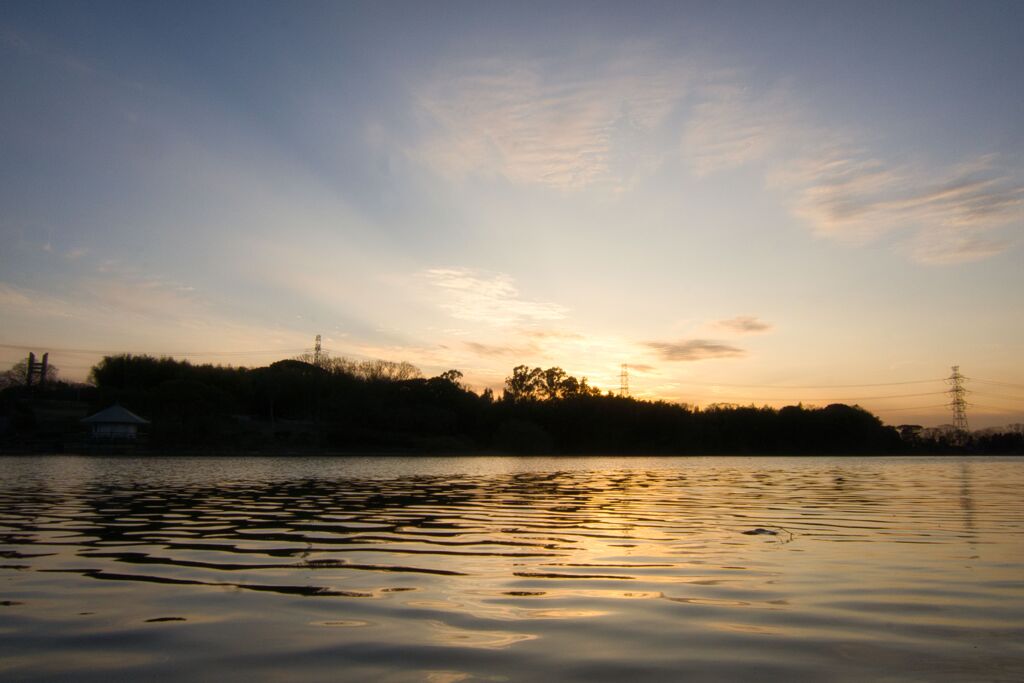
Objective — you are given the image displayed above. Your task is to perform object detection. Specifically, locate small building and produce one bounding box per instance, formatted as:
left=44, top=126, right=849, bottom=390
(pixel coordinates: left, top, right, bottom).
left=81, top=404, right=150, bottom=441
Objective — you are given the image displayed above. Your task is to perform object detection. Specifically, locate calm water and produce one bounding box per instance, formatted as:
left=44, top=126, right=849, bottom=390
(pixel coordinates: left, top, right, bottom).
left=1, top=456, right=1022, bottom=682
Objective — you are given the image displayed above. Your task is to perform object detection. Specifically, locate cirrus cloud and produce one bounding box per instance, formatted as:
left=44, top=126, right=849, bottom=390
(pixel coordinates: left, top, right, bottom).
left=424, top=267, right=568, bottom=327
left=414, top=49, right=691, bottom=190
left=682, top=81, right=795, bottom=176
left=714, top=315, right=773, bottom=335
left=786, top=151, right=1024, bottom=263
left=646, top=339, right=745, bottom=361
left=684, top=73, right=1023, bottom=265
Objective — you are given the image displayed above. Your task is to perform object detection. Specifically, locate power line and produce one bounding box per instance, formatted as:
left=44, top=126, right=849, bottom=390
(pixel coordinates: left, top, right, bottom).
left=872, top=403, right=952, bottom=412
left=679, top=377, right=946, bottom=389
left=685, top=390, right=948, bottom=403
left=968, top=403, right=1024, bottom=413
left=967, top=378, right=1024, bottom=390
left=969, top=392, right=1024, bottom=403
left=3, top=341, right=1019, bottom=406
left=0, top=342, right=308, bottom=357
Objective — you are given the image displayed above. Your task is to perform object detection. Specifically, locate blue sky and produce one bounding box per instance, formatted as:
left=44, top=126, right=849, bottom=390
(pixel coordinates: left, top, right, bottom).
left=2, top=1, right=1022, bottom=426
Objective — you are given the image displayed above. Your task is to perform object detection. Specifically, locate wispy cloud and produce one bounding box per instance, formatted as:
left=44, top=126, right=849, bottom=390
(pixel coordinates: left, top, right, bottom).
left=683, top=71, right=1023, bottom=264
left=682, top=81, right=793, bottom=176
left=522, top=328, right=585, bottom=341
left=0, top=271, right=310, bottom=374
left=906, top=228, right=1011, bottom=265
left=78, top=275, right=205, bottom=324
left=464, top=340, right=535, bottom=357
left=424, top=268, right=568, bottom=326
left=786, top=151, right=1024, bottom=263
left=646, top=339, right=745, bottom=361
left=627, top=363, right=657, bottom=373
left=0, top=282, right=77, bottom=319
left=415, top=50, right=689, bottom=190
left=714, top=315, right=773, bottom=335
left=415, top=48, right=1021, bottom=262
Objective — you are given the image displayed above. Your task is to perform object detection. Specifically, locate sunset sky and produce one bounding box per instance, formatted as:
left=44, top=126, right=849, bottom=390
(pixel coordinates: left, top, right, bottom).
left=2, top=2, right=1022, bottom=427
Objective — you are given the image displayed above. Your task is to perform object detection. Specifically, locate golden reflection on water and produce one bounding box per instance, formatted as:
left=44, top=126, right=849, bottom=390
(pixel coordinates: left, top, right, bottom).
left=426, top=620, right=538, bottom=649
left=424, top=671, right=473, bottom=683
left=0, top=455, right=1022, bottom=681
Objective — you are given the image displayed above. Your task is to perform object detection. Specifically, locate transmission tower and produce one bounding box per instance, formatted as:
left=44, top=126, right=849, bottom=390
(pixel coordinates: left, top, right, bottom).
left=25, top=352, right=49, bottom=388
left=619, top=363, right=629, bottom=398
left=946, top=365, right=969, bottom=433
left=313, top=334, right=322, bottom=367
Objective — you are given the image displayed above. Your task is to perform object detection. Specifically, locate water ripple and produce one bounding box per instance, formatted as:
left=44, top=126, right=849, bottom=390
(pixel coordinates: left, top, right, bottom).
left=1, top=455, right=1022, bottom=681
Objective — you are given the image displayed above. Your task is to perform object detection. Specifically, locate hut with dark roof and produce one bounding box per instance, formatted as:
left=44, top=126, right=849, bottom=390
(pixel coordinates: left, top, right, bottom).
left=81, top=404, right=150, bottom=441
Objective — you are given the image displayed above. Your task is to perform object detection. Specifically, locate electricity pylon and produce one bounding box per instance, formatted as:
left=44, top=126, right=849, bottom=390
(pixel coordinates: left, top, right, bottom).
left=947, top=365, right=969, bottom=434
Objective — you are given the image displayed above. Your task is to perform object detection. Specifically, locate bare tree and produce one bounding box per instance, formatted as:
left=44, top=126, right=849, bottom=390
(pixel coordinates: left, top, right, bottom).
left=291, top=351, right=422, bottom=382
left=0, top=359, right=59, bottom=389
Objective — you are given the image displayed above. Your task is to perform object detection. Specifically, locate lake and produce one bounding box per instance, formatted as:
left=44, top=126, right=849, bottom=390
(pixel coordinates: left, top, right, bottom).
left=1, top=455, right=1022, bottom=681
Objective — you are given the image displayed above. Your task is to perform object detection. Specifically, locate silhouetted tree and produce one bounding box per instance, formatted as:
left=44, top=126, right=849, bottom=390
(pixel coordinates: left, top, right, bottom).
left=437, top=369, right=464, bottom=386
left=503, top=366, right=599, bottom=402
left=504, top=365, right=543, bottom=401
left=1, top=358, right=60, bottom=388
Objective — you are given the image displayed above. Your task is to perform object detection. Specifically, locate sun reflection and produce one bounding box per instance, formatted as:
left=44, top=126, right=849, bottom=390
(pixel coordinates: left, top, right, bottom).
left=426, top=620, right=538, bottom=649
left=2, top=456, right=1023, bottom=679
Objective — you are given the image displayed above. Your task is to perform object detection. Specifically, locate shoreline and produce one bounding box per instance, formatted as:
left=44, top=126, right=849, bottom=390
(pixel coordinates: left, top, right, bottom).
left=0, top=449, right=999, bottom=458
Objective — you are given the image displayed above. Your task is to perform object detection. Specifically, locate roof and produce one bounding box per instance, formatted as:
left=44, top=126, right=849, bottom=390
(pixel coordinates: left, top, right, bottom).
left=81, top=404, right=150, bottom=425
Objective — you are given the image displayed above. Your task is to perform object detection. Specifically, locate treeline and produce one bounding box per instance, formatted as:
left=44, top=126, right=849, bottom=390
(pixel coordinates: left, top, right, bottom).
left=82, top=353, right=903, bottom=453
left=3, top=353, right=1021, bottom=454
left=84, top=354, right=484, bottom=450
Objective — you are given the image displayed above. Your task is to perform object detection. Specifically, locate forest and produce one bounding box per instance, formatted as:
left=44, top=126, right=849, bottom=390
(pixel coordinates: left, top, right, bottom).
left=1, top=353, right=1021, bottom=454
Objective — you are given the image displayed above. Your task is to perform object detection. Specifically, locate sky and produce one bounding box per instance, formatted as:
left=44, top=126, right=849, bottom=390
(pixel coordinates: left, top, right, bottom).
left=1, top=1, right=1023, bottom=427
